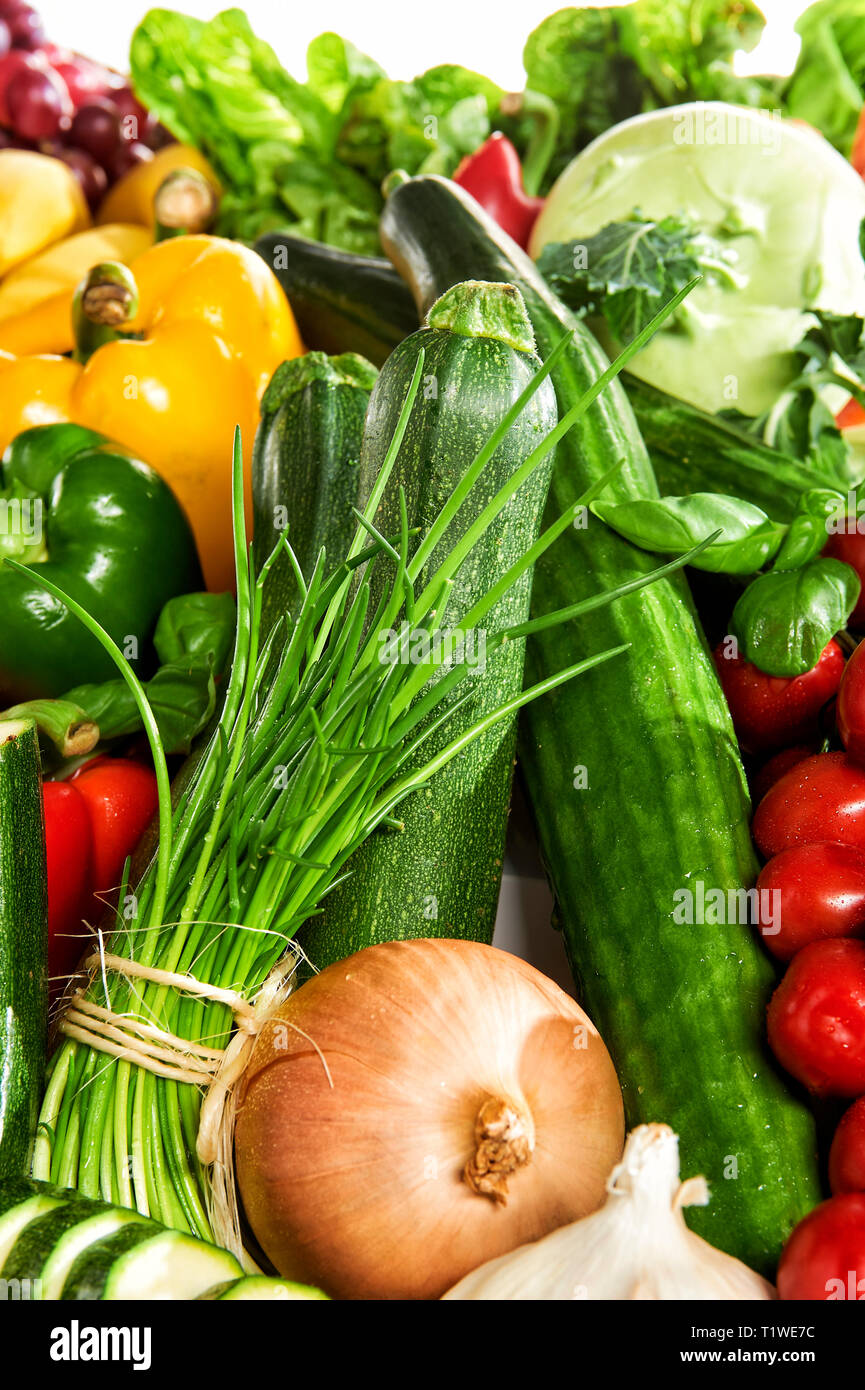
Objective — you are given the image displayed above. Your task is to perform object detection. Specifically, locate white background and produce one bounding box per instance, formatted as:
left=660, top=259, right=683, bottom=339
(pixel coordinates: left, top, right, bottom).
left=40, top=0, right=810, bottom=89
left=36, top=0, right=812, bottom=987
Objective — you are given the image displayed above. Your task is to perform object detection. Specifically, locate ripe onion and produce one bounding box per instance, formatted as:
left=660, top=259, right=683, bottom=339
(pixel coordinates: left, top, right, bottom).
left=235, top=938, right=624, bottom=1300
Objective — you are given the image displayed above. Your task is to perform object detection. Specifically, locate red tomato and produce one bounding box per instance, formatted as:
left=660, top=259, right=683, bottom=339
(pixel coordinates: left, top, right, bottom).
left=837, top=639, right=865, bottom=765
left=752, top=752, right=865, bottom=857
left=70, top=757, right=158, bottom=898
left=778, top=1193, right=865, bottom=1300
left=823, top=524, right=865, bottom=629
left=713, top=639, right=843, bottom=754
left=829, top=1097, right=865, bottom=1194
left=767, top=938, right=865, bottom=1097
left=755, top=842, right=865, bottom=961
left=749, top=745, right=816, bottom=806
left=42, top=780, right=92, bottom=985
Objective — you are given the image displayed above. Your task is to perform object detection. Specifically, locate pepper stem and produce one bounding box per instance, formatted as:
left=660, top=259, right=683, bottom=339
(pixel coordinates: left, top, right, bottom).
left=72, top=262, right=139, bottom=363
left=154, top=168, right=219, bottom=241
left=500, top=88, right=559, bottom=197
left=426, top=280, right=536, bottom=355
left=463, top=1096, right=533, bottom=1205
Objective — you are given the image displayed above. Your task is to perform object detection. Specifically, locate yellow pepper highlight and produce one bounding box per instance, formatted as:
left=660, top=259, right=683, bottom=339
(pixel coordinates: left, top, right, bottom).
left=0, top=150, right=90, bottom=277
left=0, top=235, right=304, bottom=593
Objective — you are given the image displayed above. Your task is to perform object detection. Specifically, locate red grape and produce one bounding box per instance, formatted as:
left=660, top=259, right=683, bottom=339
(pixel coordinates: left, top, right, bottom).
left=56, top=146, right=107, bottom=209
left=110, top=139, right=153, bottom=180
left=69, top=98, right=121, bottom=164
left=0, top=19, right=10, bottom=60
left=6, top=6, right=45, bottom=51
left=6, top=64, right=71, bottom=140
left=49, top=52, right=118, bottom=109
left=0, top=46, right=42, bottom=123
left=111, top=85, right=153, bottom=144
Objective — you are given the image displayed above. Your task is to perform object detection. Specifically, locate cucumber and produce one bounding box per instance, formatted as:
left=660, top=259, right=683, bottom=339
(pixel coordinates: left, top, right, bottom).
left=252, top=352, right=377, bottom=634
left=299, top=280, right=558, bottom=969
left=625, top=374, right=834, bottom=522
left=2, top=1198, right=144, bottom=1300
left=200, top=1275, right=328, bottom=1300
left=0, top=718, right=47, bottom=1178
left=61, top=1222, right=242, bottom=1300
left=379, top=174, right=821, bottom=1273
left=255, top=232, right=418, bottom=367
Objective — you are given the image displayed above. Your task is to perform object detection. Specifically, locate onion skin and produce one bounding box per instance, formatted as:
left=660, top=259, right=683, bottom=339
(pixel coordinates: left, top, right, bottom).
left=235, top=938, right=624, bottom=1300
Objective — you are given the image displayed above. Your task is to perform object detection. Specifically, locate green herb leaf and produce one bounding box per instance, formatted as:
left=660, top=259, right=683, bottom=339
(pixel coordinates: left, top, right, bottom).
left=537, top=213, right=733, bottom=342
left=772, top=488, right=846, bottom=571
left=523, top=2, right=774, bottom=186
left=592, top=492, right=783, bottom=574
left=753, top=311, right=865, bottom=487
left=63, top=591, right=237, bottom=754
left=730, top=557, right=861, bottom=676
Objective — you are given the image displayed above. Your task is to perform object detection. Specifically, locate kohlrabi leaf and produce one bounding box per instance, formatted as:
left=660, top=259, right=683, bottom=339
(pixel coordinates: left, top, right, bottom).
left=537, top=213, right=734, bottom=342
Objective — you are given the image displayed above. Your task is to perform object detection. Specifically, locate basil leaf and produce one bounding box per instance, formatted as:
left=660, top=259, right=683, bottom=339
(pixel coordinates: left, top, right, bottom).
left=65, top=657, right=217, bottom=756
left=154, top=591, right=235, bottom=674
left=772, top=488, right=846, bottom=571
left=592, top=492, right=783, bottom=574
left=730, top=558, right=860, bottom=676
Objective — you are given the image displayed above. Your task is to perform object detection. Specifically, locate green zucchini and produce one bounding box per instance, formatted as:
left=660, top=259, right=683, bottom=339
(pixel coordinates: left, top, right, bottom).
left=2, top=1197, right=144, bottom=1299
left=199, top=1275, right=328, bottom=1300
left=299, top=280, right=558, bottom=969
left=0, top=718, right=47, bottom=1179
left=0, top=1177, right=241, bottom=1300
left=61, top=1221, right=242, bottom=1300
left=252, top=352, right=378, bottom=634
left=0, top=1187, right=66, bottom=1271
left=625, top=374, right=834, bottom=522
left=379, top=174, right=820, bottom=1273
left=254, top=232, right=418, bottom=367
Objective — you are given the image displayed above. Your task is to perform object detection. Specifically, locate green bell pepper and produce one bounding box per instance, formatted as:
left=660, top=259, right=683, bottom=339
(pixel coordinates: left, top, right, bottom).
left=0, top=423, right=203, bottom=702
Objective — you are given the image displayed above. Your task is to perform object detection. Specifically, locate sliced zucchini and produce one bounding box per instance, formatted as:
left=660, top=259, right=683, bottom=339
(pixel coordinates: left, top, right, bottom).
left=62, top=1223, right=242, bottom=1300
left=3, top=1199, right=145, bottom=1300
left=200, top=1275, right=329, bottom=1301
left=0, top=1193, right=64, bottom=1270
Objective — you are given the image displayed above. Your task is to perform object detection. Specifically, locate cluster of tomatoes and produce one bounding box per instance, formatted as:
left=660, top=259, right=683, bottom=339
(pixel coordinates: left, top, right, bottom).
left=715, top=565, right=865, bottom=1299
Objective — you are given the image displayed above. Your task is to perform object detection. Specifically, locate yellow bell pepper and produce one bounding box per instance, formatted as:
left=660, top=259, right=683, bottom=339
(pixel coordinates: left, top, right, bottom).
left=0, top=150, right=90, bottom=277
left=0, top=224, right=152, bottom=355
left=0, top=236, right=304, bottom=593
left=96, top=144, right=221, bottom=228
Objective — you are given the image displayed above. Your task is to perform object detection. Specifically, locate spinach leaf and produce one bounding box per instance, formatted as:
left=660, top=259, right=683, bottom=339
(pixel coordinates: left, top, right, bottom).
left=592, top=492, right=783, bottom=575
left=730, top=558, right=860, bottom=677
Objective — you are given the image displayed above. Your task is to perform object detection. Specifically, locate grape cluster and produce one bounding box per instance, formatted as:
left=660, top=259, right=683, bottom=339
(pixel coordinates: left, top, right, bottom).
left=0, top=1, right=170, bottom=208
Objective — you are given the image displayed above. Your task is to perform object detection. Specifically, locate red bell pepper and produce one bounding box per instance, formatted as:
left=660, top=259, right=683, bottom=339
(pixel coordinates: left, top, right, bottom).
left=454, top=132, right=545, bottom=249
left=43, top=779, right=93, bottom=987
left=42, top=755, right=158, bottom=990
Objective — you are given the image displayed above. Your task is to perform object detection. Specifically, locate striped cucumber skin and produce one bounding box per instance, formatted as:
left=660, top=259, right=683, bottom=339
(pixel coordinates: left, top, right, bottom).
left=625, top=373, right=832, bottom=523
left=255, top=232, right=419, bottom=367
left=0, top=719, right=47, bottom=1178
left=380, top=176, right=821, bottom=1273
left=252, top=352, right=377, bottom=636
left=299, top=308, right=557, bottom=969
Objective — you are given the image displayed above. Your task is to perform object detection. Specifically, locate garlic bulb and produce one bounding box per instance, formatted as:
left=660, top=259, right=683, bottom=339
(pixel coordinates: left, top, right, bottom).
left=443, top=1124, right=775, bottom=1300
